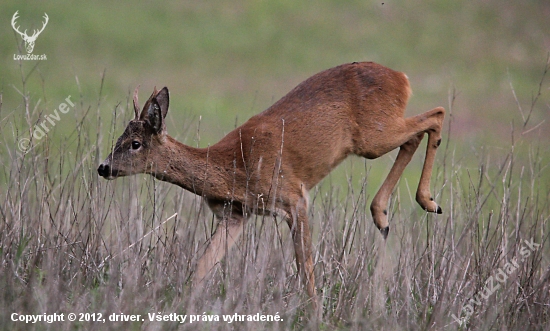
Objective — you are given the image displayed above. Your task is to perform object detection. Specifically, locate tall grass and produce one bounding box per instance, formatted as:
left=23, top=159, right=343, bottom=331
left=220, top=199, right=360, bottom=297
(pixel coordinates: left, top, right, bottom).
left=1, top=62, right=549, bottom=331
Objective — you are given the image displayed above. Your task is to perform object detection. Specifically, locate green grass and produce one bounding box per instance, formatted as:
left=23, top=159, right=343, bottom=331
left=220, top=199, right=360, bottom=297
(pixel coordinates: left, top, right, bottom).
left=1, top=1, right=550, bottom=330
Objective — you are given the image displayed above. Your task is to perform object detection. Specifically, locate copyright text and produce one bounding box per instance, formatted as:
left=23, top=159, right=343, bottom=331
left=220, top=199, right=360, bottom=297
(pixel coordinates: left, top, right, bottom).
left=10, top=311, right=283, bottom=325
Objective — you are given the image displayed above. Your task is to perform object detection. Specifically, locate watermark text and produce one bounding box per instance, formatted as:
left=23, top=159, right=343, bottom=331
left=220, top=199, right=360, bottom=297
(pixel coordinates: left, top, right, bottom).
left=451, top=238, right=541, bottom=326
left=18, top=95, right=75, bottom=153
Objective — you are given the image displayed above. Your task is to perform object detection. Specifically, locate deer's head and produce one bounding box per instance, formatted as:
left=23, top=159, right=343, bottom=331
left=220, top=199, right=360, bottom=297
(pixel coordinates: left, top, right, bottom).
left=11, top=11, right=49, bottom=54
left=98, top=87, right=169, bottom=180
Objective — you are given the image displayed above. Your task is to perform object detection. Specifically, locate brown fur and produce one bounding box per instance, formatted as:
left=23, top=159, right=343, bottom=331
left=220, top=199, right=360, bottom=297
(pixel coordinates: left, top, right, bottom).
left=98, top=62, right=445, bottom=308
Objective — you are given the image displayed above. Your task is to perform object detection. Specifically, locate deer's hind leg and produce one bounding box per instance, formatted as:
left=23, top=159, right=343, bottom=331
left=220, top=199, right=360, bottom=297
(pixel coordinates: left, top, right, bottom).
left=414, top=108, right=445, bottom=214
left=370, top=132, right=424, bottom=237
left=369, top=106, right=445, bottom=238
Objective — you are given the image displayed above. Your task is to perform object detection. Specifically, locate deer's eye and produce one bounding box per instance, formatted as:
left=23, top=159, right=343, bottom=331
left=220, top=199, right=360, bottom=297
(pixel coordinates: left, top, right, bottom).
left=131, top=141, right=141, bottom=150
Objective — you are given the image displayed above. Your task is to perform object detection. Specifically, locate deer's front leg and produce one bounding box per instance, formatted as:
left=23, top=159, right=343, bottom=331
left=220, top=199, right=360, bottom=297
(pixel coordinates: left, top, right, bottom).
left=286, top=198, right=318, bottom=309
left=194, top=217, right=244, bottom=284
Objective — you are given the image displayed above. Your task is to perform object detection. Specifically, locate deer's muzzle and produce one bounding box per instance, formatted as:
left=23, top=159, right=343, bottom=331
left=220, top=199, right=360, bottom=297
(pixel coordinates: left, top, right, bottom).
left=97, top=163, right=118, bottom=179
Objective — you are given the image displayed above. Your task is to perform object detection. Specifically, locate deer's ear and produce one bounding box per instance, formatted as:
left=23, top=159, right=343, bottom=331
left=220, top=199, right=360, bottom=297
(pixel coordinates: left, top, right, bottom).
left=147, top=99, right=164, bottom=134
left=145, top=87, right=169, bottom=134
left=155, top=87, right=169, bottom=120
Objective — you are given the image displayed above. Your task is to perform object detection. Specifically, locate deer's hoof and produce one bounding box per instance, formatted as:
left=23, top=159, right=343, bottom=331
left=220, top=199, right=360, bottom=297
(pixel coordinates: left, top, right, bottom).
left=380, top=226, right=389, bottom=240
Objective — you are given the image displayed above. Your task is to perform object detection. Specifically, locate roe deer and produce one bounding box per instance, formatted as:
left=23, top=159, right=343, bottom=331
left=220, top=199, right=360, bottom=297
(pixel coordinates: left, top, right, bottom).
left=98, top=62, right=445, bottom=306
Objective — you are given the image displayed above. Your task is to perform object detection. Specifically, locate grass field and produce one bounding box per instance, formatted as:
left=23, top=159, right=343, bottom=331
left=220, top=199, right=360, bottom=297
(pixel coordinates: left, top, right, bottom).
left=1, top=1, right=549, bottom=330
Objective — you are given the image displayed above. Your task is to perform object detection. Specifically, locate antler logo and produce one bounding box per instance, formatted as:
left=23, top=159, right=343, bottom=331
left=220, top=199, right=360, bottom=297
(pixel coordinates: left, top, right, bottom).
left=11, top=11, right=49, bottom=54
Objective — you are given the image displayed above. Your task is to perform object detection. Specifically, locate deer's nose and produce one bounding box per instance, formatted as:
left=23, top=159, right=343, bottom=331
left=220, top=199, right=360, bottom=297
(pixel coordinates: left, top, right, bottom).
left=97, top=163, right=110, bottom=177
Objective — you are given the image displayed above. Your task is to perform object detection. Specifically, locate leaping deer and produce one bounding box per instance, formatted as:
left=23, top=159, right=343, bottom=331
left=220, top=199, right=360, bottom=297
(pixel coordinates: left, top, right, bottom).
left=98, top=62, right=444, bottom=306
left=11, top=11, right=49, bottom=54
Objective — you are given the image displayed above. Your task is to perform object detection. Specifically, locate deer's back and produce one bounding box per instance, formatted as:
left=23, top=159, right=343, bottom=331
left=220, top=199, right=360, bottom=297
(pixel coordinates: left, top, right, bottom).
left=211, top=62, right=411, bottom=194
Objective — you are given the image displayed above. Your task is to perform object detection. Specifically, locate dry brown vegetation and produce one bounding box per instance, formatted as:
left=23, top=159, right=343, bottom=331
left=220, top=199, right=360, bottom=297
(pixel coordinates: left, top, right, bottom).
left=1, top=59, right=549, bottom=331
left=1, top=2, right=550, bottom=328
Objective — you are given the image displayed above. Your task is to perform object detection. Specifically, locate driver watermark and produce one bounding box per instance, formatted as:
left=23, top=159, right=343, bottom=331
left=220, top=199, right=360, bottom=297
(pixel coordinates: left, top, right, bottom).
left=18, top=96, right=75, bottom=153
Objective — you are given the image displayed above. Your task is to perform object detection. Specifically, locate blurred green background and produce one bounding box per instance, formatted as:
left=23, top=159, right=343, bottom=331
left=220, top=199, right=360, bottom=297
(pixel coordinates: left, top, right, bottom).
left=2, top=2, right=549, bottom=328
left=1, top=0, right=549, bottom=188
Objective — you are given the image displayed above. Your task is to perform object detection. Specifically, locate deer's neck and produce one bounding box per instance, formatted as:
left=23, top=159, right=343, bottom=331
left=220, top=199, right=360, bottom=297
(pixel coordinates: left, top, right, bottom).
left=150, top=136, right=227, bottom=198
